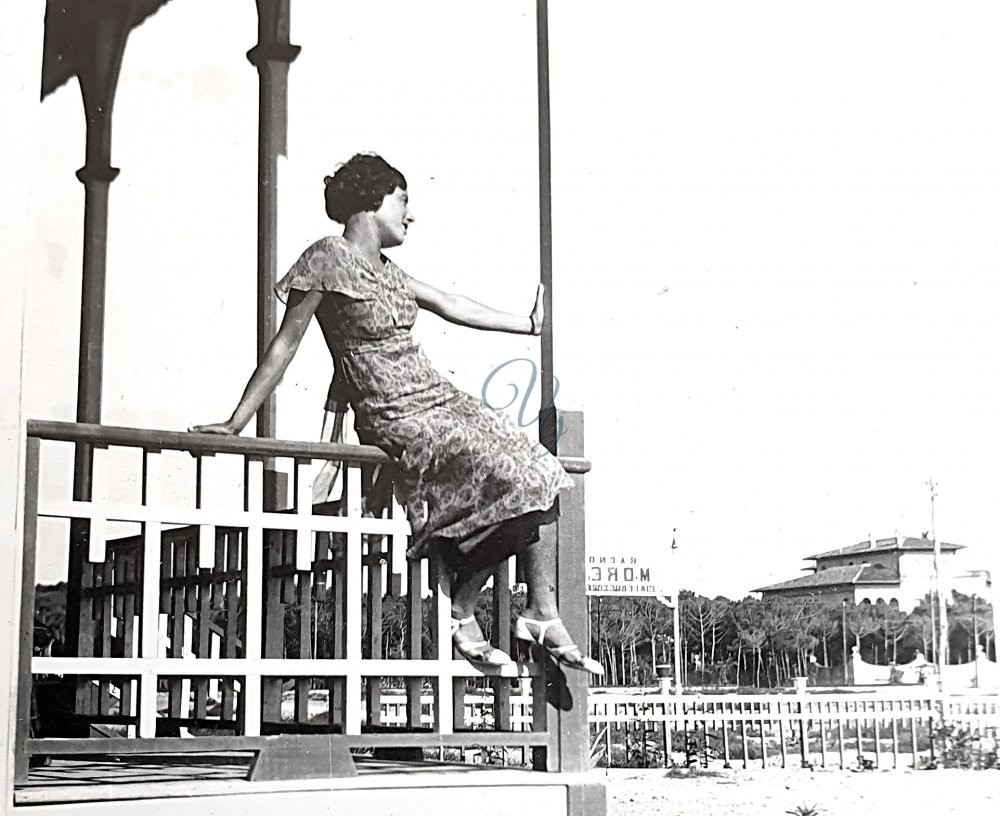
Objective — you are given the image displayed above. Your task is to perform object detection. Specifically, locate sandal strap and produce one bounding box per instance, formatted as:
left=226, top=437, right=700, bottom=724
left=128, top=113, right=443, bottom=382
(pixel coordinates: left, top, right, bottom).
left=455, top=640, right=490, bottom=654
left=450, top=615, right=476, bottom=634
left=518, top=616, right=563, bottom=644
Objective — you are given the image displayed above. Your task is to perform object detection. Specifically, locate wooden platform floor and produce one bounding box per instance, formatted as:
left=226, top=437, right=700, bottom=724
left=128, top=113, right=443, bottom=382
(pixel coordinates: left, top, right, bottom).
left=14, top=754, right=567, bottom=806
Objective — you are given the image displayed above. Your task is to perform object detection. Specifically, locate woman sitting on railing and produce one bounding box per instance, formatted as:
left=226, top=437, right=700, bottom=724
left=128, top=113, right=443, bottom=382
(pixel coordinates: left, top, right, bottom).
left=191, top=153, right=602, bottom=675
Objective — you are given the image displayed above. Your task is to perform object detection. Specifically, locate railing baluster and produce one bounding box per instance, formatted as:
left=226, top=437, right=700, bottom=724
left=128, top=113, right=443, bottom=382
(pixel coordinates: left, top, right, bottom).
left=344, top=463, right=363, bottom=735
left=241, top=458, right=264, bottom=737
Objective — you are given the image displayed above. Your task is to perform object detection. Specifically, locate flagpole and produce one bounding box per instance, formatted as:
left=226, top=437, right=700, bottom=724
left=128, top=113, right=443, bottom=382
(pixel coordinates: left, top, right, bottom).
left=929, top=479, right=947, bottom=690
left=672, top=534, right=683, bottom=698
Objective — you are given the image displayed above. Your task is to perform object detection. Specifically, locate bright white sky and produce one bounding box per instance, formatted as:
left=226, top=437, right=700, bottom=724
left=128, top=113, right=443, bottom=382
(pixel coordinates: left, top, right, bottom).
left=17, top=1, right=1000, bottom=597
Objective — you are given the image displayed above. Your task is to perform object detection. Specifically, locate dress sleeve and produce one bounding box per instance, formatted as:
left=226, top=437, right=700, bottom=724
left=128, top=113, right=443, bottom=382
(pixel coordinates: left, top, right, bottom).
left=274, top=236, right=375, bottom=303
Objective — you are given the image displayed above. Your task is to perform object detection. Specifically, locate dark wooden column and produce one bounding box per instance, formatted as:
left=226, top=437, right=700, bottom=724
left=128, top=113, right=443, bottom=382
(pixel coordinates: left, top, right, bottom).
left=247, top=0, right=299, bottom=726
left=57, top=2, right=134, bottom=657
left=247, top=0, right=299, bottom=454
left=536, top=0, right=557, bottom=454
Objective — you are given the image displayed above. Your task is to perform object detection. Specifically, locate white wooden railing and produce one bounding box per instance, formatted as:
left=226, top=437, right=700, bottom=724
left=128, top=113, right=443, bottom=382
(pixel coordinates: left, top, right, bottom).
left=18, top=418, right=594, bottom=781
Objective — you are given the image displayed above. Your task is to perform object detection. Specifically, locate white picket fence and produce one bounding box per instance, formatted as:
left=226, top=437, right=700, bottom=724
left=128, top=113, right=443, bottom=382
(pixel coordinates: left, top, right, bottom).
left=589, top=689, right=1000, bottom=770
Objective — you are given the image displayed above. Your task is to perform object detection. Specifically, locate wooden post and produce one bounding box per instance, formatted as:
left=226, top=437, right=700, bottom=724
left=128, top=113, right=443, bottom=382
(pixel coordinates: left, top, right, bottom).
left=547, top=410, right=591, bottom=774
left=535, top=0, right=557, bottom=454
left=14, top=438, right=40, bottom=782
left=492, top=558, right=512, bottom=731
left=246, top=0, right=299, bottom=453
left=54, top=1, right=133, bottom=661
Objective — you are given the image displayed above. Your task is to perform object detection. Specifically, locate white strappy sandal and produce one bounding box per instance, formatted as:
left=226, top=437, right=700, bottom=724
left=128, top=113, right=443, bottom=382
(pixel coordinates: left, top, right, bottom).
left=451, top=615, right=513, bottom=666
left=515, top=615, right=604, bottom=675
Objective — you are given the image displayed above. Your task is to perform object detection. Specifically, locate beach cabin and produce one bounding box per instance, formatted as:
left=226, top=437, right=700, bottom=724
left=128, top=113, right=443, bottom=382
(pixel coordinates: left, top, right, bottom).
left=0, top=2, right=605, bottom=814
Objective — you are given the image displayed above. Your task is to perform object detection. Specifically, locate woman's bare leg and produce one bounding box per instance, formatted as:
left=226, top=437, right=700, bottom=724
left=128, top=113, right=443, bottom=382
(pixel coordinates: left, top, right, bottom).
left=518, top=523, right=600, bottom=672
left=451, top=564, right=494, bottom=619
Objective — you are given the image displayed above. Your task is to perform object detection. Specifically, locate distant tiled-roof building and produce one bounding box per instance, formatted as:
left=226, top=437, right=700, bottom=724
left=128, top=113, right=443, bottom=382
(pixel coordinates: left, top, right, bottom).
left=754, top=536, right=990, bottom=610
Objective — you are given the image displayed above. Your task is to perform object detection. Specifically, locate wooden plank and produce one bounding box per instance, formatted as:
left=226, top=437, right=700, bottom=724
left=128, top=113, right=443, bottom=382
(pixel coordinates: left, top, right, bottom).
left=25, top=729, right=550, bottom=759
left=241, top=459, right=265, bottom=737
left=405, top=554, right=423, bottom=730
left=121, top=551, right=137, bottom=723
left=365, top=533, right=384, bottom=728
left=261, top=528, right=285, bottom=725
left=492, top=557, right=512, bottom=732
left=168, top=538, right=186, bottom=718
left=295, top=564, right=313, bottom=724
left=14, top=437, right=40, bottom=783
left=550, top=410, right=590, bottom=774
left=222, top=530, right=241, bottom=722
left=431, top=558, right=454, bottom=735
left=26, top=420, right=592, bottom=473
left=194, top=538, right=213, bottom=718
left=98, top=557, right=114, bottom=714
left=139, top=520, right=162, bottom=738
left=344, top=465, right=363, bottom=735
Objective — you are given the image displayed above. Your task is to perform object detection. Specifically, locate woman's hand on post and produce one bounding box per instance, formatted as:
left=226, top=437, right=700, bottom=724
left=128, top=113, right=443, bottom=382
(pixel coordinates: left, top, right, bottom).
left=529, top=283, right=545, bottom=336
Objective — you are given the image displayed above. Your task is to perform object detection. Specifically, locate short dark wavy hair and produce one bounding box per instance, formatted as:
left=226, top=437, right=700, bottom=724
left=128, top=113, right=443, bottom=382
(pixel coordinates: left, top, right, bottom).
left=323, top=153, right=407, bottom=224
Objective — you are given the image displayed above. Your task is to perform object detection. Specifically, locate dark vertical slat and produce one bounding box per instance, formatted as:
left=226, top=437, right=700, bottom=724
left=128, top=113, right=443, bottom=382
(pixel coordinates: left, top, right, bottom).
left=313, top=532, right=329, bottom=604
left=261, top=530, right=286, bottom=724
left=98, top=557, right=114, bottom=714
left=168, top=538, right=186, bottom=718
left=280, top=531, right=295, bottom=604
left=75, top=554, right=97, bottom=715
left=112, top=546, right=124, bottom=619
left=295, top=568, right=313, bottom=724
left=492, top=558, right=511, bottom=732
left=452, top=675, right=465, bottom=732
left=14, top=437, right=41, bottom=782
left=221, top=531, right=241, bottom=721
left=194, top=536, right=213, bottom=719
left=331, top=534, right=347, bottom=729
left=365, top=535, right=383, bottom=727
left=185, top=531, right=199, bottom=614
left=121, top=549, right=136, bottom=722
left=159, top=538, right=171, bottom=614
left=212, top=533, right=226, bottom=611
left=405, top=555, right=423, bottom=729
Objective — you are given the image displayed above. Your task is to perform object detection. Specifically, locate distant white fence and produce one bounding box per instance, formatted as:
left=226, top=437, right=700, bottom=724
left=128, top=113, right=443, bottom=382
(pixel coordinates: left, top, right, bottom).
left=588, top=689, right=1000, bottom=770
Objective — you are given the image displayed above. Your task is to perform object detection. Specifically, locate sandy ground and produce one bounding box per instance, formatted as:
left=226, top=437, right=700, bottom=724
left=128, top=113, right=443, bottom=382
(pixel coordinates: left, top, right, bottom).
left=600, top=767, right=998, bottom=816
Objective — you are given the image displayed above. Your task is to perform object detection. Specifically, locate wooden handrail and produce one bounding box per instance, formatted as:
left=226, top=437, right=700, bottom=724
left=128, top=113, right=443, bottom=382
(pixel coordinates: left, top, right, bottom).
left=26, top=420, right=592, bottom=473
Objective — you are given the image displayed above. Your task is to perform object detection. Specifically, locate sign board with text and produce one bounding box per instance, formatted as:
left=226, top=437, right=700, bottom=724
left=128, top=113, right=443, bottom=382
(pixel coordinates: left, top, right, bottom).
left=586, top=553, right=672, bottom=597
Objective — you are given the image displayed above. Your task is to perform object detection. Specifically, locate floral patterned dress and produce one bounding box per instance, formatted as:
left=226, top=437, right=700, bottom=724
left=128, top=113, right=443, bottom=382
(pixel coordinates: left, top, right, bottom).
left=275, top=235, right=572, bottom=556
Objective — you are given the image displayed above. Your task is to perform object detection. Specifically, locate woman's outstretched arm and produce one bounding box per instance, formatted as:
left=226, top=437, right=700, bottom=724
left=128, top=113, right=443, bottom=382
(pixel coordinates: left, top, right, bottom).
left=189, top=289, right=323, bottom=434
left=406, top=276, right=544, bottom=335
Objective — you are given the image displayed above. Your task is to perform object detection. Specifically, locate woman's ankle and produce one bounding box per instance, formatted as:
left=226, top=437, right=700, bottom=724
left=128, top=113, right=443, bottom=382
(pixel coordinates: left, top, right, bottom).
left=522, top=604, right=560, bottom=622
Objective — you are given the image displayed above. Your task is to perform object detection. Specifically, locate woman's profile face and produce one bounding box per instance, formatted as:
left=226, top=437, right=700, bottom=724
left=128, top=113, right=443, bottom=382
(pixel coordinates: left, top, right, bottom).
left=374, top=186, right=414, bottom=248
